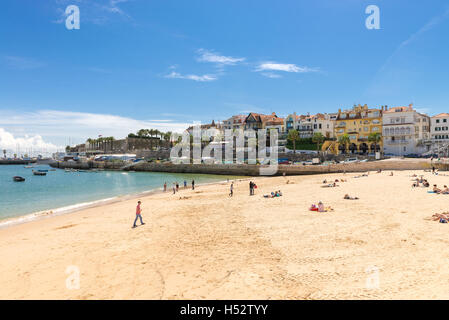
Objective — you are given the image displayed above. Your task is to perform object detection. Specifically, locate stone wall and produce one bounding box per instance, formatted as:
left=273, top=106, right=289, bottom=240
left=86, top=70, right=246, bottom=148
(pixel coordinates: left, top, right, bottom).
left=51, top=159, right=433, bottom=176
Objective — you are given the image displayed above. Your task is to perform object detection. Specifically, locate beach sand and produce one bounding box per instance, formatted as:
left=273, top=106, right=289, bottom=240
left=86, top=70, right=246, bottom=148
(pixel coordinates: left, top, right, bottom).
left=1, top=169, right=449, bottom=299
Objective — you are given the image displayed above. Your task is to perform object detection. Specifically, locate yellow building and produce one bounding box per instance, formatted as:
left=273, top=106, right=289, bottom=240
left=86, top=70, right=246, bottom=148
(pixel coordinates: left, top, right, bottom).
left=324, top=104, right=384, bottom=154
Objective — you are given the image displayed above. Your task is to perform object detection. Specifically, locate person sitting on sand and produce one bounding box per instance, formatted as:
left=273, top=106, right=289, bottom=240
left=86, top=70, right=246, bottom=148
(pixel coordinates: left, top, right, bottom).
left=433, top=184, right=442, bottom=193
left=318, top=201, right=325, bottom=212
left=323, top=179, right=327, bottom=184
left=390, top=172, right=394, bottom=176
left=441, top=185, right=449, bottom=194
left=412, top=181, right=419, bottom=188
left=344, top=194, right=359, bottom=200
left=376, top=169, right=382, bottom=173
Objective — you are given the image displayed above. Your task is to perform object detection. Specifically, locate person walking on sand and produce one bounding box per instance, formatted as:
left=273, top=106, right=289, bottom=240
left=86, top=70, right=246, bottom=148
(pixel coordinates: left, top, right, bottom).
left=176, top=182, right=179, bottom=192
left=132, top=201, right=145, bottom=228
left=229, top=182, right=234, bottom=197
left=163, top=182, right=167, bottom=192
left=192, top=179, right=195, bottom=190
left=173, top=183, right=176, bottom=194
left=184, top=180, right=187, bottom=189
left=249, top=181, right=253, bottom=196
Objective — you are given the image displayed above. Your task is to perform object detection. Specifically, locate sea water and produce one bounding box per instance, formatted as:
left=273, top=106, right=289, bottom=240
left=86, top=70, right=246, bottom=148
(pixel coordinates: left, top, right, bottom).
left=0, top=165, right=241, bottom=223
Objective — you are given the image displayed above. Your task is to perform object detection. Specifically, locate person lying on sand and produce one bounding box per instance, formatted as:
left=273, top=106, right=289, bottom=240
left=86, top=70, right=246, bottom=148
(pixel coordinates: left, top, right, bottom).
left=423, top=180, right=430, bottom=187
left=263, top=190, right=283, bottom=198
left=431, top=213, right=449, bottom=223
left=321, top=182, right=339, bottom=188
left=343, top=194, right=359, bottom=200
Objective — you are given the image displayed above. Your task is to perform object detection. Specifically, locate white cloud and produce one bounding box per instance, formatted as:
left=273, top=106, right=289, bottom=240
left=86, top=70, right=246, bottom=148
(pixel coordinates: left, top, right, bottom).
left=0, top=110, right=193, bottom=150
left=165, top=71, right=217, bottom=82
left=197, top=49, right=245, bottom=65
left=0, top=128, right=60, bottom=155
left=256, top=62, right=318, bottom=73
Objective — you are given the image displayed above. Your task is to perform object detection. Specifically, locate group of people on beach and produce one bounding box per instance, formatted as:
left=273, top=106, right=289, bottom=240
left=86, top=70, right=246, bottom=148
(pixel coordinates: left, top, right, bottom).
left=411, top=175, right=430, bottom=188
left=163, top=180, right=195, bottom=194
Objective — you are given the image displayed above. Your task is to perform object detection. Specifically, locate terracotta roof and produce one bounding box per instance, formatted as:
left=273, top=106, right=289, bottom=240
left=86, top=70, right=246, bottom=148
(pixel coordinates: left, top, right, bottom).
left=265, top=118, right=284, bottom=126
left=432, top=113, right=449, bottom=118
left=246, top=112, right=278, bottom=123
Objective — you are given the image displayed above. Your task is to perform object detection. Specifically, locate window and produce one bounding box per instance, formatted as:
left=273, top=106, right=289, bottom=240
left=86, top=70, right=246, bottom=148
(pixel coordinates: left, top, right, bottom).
left=436, top=119, right=440, bottom=123
left=372, top=127, right=379, bottom=132
left=444, top=119, right=447, bottom=123
left=364, top=127, right=369, bottom=131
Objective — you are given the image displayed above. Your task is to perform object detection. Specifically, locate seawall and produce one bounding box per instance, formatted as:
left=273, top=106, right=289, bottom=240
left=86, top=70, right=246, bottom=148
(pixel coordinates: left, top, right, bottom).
left=50, top=159, right=435, bottom=176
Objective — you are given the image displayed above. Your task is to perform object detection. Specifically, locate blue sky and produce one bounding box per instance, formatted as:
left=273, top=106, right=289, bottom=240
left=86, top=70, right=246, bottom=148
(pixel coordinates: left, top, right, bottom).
left=1, top=0, right=449, bottom=152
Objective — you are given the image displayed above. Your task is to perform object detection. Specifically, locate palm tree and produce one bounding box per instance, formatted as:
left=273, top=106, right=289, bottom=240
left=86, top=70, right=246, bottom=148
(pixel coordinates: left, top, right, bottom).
left=368, top=132, right=382, bottom=156
left=312, top=132, right=325, bottom=153
left=287, top=129, right=299, bottom=153
left=338, top=134, right=350, bottom=154
left=137, top=129, right=146, bottom=138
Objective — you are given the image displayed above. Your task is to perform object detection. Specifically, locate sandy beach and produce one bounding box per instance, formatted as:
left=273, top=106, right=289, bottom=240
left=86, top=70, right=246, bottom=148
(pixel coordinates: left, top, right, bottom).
left=1, top=169, right=449, bottom=299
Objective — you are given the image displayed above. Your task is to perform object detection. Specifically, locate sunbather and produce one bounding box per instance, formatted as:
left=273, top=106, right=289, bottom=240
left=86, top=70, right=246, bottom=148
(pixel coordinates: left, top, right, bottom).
left=433, top=184, right=442, bottom=193
left=343, top=194, right=359, bottom=200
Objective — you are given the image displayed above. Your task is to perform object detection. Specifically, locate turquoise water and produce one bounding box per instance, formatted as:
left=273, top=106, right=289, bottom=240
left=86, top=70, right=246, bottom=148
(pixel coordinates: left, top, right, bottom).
left=0, top=165, right=239, bottom=221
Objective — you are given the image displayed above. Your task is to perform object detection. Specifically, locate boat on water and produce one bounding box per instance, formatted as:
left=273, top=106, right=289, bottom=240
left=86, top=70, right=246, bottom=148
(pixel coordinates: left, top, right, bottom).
left=33, top=171, right=47, bottom=176
left=37, top=169, right=48, bottom=172
left=13, top=176, right=25, bottom=182
left=24, top=165, right=34, bottom=168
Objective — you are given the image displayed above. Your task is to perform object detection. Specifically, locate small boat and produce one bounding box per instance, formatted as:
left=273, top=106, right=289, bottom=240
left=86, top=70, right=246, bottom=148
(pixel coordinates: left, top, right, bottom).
left=24, top=165, right=34, bottom=168
left=33, top=171, right=47, bottom=176
left=37, top=169, right=48, bottom=172
left=13, top=176, right=25, bottom=182
left=49, top=169, right=56, bottom=171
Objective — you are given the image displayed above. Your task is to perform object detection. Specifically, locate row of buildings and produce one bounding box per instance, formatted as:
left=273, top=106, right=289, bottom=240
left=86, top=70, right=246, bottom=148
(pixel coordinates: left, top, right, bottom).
left=195, top=104, right=449, bottom=156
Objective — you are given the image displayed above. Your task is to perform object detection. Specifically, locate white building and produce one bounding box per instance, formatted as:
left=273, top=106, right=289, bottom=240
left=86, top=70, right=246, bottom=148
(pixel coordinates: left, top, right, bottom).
left=382, top=104, right=430, bottom=156
left=283, top=112, right=334, bottom=139
left=430, top=113, right=449, bottom=141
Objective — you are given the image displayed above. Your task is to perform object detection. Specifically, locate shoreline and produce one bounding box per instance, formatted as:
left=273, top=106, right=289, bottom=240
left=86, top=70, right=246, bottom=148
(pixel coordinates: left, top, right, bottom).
left=0, top=177, right=249, bottom=230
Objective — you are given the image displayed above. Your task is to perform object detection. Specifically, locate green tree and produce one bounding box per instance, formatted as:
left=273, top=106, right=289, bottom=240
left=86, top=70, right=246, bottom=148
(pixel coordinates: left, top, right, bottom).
left=338, top=134, right=350, bottom=154
left=287, top=129, right=299, bottom=153
left=312, top=132, right=325, bottom=152
left=368, top=132, right=382, bottom=155
left=137, top=129, right=147, bottom=138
